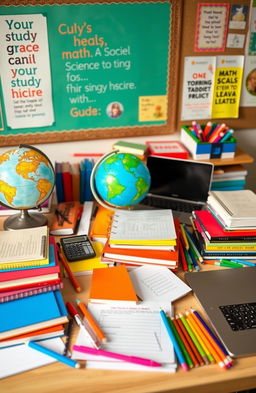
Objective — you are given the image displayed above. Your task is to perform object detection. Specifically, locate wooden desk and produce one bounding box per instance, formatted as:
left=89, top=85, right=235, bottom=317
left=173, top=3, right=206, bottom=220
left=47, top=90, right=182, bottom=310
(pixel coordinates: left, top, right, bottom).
left=1, top=219, right=256, bottom=393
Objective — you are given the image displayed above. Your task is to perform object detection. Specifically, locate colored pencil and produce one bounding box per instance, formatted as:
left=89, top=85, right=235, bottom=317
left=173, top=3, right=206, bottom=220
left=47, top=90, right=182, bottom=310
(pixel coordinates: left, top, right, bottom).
left=175, top=315, right=204, bottom=366
left=179, top=240, right=188, bottom=271
left=190, top=309, right=233, bottom=368
left=186, top=312, right=228, bottom=368
left=56, top=243, right=81, bottom=293
left=178, top=313, right=209, bottom=365
left=172, top=317, right=198, bottom=367
left=183, top=224, right=203, bottom=263
left=180, top=224, right=189, bottom=250
left=76, top=299, right=107, bottom=343
left=160, top=310, right=189, bottom=371
left=169, top=317, right=194, bottom=368
left=184, top=248, right=193, bottom=272
left=231, top=259, right=256, bottom=267
left=188, top=249, right=200, bottom=272
left=27, top=340, right=80, bottom=368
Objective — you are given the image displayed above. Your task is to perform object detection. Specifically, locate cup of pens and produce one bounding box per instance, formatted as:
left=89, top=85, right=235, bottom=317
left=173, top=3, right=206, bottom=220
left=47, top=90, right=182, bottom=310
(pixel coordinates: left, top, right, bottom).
left=180, top=121, right=237, bottom=160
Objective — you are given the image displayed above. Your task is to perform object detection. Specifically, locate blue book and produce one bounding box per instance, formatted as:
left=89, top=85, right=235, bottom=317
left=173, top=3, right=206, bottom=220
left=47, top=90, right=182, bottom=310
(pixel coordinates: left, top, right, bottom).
left=55, top=162, right=65, bottom=203
left=0, top=290, right=68, bottom=340
left=80, top=159, right=87, bottom=203
left=85, top=159, right=93, bottom=201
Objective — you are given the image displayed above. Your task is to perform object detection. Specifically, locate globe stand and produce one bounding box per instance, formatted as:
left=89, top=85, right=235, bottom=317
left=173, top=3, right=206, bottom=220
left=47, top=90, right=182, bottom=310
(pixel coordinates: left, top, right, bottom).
left=4, top=209, right=48, bottom=230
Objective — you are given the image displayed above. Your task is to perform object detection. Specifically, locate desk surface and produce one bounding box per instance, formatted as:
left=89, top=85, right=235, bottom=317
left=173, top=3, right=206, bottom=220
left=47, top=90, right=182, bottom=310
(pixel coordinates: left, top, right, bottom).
left=1, top=219, right=256, bottom=393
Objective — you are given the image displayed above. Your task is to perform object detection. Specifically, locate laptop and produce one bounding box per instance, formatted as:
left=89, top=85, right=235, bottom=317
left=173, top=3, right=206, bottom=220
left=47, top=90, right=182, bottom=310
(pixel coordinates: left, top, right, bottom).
left=139, top=156, right=214, bottom=224
left=185, top=267, right=256, bottom=357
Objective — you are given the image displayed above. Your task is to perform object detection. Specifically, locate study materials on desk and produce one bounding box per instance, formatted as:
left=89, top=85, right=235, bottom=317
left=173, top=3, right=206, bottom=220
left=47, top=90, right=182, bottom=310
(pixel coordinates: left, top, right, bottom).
left=63, top=241, right=108, bottom=276
left=80, top=158, right=94, bottom=203
left=50, top=200, right=81, bottom=235
left=0, top=337, right=65, bottom=379
left=0, top=290, right=68, bottom=340
left=145, top=140, right=189, bottom=159
left=89, top=265, right=139, bottom=305
left=72, top=302, right=176, bottom=372
left=109, top=209, right=177, bottom=246
left=0, top=225, right=48, bottom=265
left=129, top=266, right=191, bottom=304
left=89, top=205, right=114, bottom=244
left=112, top=140, right=148, bottom=159
left=207, top=190, right=256, bottom=229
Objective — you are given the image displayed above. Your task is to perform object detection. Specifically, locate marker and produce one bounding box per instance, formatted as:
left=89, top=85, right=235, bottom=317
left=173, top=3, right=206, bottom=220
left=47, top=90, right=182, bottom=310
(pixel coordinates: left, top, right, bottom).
left=27, top=340, right=80, bottom=368
left=208, top=123, right=227, bottom=143
left=56, top=243, right=81, bottom=293
left=219, top=129, right=234, bottom=143
left=76, top=299, right=107, bottom=343
left=203, top=121, right=212, bottom=140
left=66, top=302, right=101, bottom=349
left=231, top=259, right=256, bottom=267
left=73, top=345, right=162, bottom=368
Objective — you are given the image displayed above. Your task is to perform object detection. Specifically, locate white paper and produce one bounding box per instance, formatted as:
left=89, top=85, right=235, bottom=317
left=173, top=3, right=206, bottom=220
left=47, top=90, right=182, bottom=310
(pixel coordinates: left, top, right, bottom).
left=0, top=14, right=54, bottom=128
left=0, top=337, right=65, bottom=379
left=76, top=201, right=94, bottom=235
left=72, top=302, right=176, bottom=372
left=129, top=266, right=191, bottom=304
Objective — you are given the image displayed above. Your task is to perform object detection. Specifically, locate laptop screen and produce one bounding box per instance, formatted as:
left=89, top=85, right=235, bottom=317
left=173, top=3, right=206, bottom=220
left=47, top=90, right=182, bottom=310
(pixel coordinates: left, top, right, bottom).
left=146, top=156, right=213, bottom=203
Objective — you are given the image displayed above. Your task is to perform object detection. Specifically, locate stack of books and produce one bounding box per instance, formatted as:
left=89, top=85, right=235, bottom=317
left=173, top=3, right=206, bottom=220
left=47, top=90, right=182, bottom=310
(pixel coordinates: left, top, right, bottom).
left=55, top=158, right=95, bottom=204
left=191, top=190, right=256, bottom=262
left=101, top=210, right=179, bottom=271
left=211, top=165, right=248, bottom=191
left=0, top=226, right=68, bottom=348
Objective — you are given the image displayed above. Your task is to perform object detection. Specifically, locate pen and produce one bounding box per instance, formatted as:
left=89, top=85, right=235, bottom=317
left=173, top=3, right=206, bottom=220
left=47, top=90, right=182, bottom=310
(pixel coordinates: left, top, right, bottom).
left=56, top=243, right=81, bottom=293
left=64, top=318, right=74, bottom=356
left=55, top=209, right=72, bottom=224
left=66, top=301, right=101, bottom=349
left=160, top=309, right=189, bottom=371
left=27, top=340, right=80, bottom=369
left=72, top=345, right=162, bottom=367
left=76, top=299, right=107, bottom=343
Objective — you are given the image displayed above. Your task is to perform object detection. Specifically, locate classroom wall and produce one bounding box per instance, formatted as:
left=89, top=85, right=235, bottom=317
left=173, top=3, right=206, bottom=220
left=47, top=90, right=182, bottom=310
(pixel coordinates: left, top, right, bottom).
left=235, top=128, right=256, bottom=192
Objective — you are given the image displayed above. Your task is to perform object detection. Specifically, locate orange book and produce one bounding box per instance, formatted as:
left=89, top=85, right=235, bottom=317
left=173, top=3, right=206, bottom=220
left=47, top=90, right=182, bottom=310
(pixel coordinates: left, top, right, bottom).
left=89, top=265, right=138, bottom=305
left=89, top=205, right=114, bottom=242
left=71, top=162, right=81, bottom=202
left=50, top=201, right=81, bottom=235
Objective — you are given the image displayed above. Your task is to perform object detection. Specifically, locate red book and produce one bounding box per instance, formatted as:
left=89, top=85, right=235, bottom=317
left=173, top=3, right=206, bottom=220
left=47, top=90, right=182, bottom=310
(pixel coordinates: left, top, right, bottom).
left=62, top=161, right=73, bottom=202
left=193, top=210, right=256, bottom=241
left=145, top=140, right=189, bottom=159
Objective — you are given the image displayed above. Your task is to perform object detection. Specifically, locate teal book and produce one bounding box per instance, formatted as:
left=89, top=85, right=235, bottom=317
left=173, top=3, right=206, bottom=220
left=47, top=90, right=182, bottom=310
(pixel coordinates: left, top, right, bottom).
left=0, top=290, right=68, bottom=340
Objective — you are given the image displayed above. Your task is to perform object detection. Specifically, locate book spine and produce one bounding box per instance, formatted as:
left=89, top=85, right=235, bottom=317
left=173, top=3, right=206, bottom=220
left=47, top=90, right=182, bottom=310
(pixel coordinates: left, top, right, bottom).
left=0, top=282, right=63, bottom=303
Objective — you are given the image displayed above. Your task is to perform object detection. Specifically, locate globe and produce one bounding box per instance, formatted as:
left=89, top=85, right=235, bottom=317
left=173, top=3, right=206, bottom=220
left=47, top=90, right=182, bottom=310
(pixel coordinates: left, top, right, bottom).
left=0, top=144, right=55, bottom=230
left=90, top=151, right=151, bottom=209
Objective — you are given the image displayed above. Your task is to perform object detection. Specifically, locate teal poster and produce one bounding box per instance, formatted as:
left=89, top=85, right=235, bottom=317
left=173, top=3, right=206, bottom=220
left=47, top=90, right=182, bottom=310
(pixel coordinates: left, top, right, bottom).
left=0, top=1, right=172, bottom=144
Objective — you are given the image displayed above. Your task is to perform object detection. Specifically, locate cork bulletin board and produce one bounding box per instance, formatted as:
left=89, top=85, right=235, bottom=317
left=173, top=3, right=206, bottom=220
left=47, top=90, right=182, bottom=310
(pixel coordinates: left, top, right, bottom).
left=0, top=0, right=182, bottom=146
left=177, top=0, right=255, bottom=130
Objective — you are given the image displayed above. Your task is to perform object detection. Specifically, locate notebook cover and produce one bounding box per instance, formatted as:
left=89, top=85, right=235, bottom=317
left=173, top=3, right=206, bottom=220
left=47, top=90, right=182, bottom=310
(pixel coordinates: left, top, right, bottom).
left=194, top=210, right=256, bottom=241
left=50, top=201, right=81, bottom=235
left=0, top=290, right=68, bottom=339
left=89, top=205, right=114, bottom=239
left=89, top=265, right=138, bottom=303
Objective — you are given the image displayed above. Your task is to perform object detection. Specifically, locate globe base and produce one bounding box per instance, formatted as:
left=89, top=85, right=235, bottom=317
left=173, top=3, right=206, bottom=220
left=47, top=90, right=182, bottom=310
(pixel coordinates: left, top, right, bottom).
left=4, top=209, right=48, bottom=230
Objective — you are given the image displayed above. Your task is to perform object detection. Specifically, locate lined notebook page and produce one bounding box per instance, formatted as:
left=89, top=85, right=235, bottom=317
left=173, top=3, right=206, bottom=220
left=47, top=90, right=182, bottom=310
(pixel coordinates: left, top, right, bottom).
left=109, top=210, right=176, bottom=244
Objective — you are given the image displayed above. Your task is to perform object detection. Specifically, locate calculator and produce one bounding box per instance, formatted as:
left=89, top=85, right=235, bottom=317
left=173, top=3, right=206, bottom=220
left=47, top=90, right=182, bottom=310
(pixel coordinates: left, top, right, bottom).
left=60, top=235, right=96, bottom=262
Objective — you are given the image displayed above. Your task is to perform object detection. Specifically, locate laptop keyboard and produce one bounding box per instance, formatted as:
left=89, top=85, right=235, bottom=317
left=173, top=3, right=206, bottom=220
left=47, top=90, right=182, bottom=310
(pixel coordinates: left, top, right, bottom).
left=141, top=196, right=203, bottom=212
left=220, top=303, right=256, bottom=331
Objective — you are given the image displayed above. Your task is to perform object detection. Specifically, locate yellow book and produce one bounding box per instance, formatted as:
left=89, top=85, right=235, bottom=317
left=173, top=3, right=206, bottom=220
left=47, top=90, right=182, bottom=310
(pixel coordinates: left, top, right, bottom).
left=64, top=242, right=107, bottom=276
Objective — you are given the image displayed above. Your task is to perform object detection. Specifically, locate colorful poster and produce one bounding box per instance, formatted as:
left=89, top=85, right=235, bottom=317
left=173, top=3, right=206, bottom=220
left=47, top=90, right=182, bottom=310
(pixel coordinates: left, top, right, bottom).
left=240, top=56, right=256, bottom=106
left=181, top=56, right=215, bottom=120
left=229, top=4, right=248, bottom=30
left=226, top=33, right=245, bottom=48
left=0, top=14, right=54, bottom=129
left=195, top=3, right=230, bottom=52
left=211, top=56, right=244, bottom=118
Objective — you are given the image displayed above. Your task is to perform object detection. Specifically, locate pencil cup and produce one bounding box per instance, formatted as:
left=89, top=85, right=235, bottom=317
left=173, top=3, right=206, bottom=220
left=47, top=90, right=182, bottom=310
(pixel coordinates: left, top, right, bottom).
left=181, top=125, right=237, bottom=160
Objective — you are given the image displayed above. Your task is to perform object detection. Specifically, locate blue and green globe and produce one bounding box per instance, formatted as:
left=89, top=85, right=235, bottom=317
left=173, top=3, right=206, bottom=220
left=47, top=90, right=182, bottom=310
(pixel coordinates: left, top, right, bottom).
left=92, top=152, right=151, bottom=208
left=0, top=145, right=55, bottom=210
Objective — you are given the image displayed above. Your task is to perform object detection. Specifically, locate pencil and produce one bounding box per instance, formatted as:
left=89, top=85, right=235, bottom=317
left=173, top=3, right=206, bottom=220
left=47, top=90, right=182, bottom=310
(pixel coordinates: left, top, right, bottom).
left=183, top=248, right=193, bottom=272
left=171, top=317, right=196, bottom=368
left=76, top=299, right=107, bottom=343
left=56, top=243, right=81, bottom=293
left=160, top=309, right=189, bottom=371
left=185, top=312, right=216, bottom=365
left=178, top=313, right=209, bottom=365
left=175, top=315, right=204, bottom=366
left=188, top=249, right=200, bottom=272
left=190, top=309, right=233, bottom=368
left=180, top=224, right=189, bottom=250
left=183, top=224, right=203, bottom=263
left=179, top=240, right=188, bottom=271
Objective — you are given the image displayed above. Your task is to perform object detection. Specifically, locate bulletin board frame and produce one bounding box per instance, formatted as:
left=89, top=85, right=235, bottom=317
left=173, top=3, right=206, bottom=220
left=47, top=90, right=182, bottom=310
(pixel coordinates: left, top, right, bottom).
left=0, top=0, right=182, bottom=147
left=177, top=0, right=255, bottom=130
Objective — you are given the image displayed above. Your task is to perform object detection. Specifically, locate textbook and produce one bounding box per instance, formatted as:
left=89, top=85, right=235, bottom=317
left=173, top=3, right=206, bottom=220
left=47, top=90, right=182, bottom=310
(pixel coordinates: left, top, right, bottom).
left=89, top=265, right=139, bottom=305
left=193, top=210, right=256, bottom=241
left=109, top=209, right=177, bottom=246
left=0, top=226, right=48, bottom=265
left=50, top=200, right=81, bottom=235
left=145, top=140, right=189, bottom=159
left=112, top=140, right=148, bottom=158
left=0, top=290, right=68, bottom=340
left=207, top=190, right=256, bottom=228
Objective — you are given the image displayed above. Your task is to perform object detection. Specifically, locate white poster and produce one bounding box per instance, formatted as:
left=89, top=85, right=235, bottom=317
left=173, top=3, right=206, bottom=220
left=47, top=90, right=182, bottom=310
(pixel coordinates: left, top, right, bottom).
left=0, top=14, right=54, bottom=129
left=181, top=56, right=216, bottom=120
